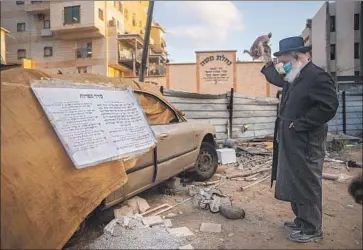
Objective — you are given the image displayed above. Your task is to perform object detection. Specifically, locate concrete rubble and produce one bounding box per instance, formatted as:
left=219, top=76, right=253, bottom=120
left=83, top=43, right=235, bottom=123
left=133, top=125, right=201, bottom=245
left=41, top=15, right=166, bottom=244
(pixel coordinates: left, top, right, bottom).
left=87, top=214, right=193, bottom=249
left=200, top=223, right=222, bottom=233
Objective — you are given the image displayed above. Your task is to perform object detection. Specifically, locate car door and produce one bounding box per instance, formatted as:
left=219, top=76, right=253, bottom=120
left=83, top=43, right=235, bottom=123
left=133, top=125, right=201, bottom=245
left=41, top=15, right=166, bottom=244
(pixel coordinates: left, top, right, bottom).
left=134, top=91, right=199, bottom=183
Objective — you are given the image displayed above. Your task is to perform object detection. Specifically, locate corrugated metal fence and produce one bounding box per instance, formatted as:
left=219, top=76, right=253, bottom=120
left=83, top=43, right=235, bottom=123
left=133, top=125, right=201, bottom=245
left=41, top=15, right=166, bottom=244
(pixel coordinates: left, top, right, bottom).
left=328, top=91, right=363, bottom=137
left=163, top=88, right=278, bottom=142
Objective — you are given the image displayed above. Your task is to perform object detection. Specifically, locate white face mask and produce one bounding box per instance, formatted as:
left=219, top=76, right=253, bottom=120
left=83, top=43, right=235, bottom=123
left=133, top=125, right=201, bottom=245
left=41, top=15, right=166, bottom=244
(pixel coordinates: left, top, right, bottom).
left=283, top=60, right=304, bottom=83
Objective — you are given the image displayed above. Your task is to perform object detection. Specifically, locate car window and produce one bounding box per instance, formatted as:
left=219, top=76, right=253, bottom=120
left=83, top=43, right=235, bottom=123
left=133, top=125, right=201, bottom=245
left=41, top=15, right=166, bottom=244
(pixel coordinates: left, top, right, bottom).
left=134, top=92, right=179, bottom=125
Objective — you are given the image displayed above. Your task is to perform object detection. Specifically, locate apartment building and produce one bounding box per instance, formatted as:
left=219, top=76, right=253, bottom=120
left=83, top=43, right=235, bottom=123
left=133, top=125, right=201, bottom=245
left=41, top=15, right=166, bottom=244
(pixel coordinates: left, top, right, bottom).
left=1, top=1, right=168, bottom=77
left=310, top=1, right=362, bottom=77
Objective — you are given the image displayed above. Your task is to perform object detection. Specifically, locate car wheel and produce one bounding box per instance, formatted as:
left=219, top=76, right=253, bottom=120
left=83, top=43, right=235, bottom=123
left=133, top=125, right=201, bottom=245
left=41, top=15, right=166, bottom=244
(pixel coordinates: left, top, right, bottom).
left=193, top=142, right=218, bottom=181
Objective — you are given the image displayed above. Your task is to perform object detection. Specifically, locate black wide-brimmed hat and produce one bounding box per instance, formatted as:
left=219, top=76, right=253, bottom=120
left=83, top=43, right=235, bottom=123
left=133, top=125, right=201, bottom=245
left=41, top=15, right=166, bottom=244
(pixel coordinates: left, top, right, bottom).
left=273, top=36, right=312, bottom=57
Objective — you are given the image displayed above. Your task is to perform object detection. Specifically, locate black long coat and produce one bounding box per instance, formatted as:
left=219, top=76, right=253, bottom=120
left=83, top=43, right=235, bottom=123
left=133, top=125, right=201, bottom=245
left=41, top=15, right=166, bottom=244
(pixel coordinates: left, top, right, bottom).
left=261, top=62, right=339, bottom=204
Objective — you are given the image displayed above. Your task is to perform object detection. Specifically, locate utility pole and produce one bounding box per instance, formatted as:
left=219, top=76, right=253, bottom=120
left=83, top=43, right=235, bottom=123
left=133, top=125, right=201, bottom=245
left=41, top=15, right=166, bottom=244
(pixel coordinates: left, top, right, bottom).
left=139, top=1, right=154, bottom=82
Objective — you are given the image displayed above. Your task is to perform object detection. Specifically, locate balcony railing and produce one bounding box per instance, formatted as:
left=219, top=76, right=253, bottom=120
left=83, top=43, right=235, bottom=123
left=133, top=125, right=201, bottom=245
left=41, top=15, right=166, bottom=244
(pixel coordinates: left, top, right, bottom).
left=148, top=65, right=166, bottom=76
left=119, top=49, right=142, bottom=62
left=76, top=48, right=92, bottom=59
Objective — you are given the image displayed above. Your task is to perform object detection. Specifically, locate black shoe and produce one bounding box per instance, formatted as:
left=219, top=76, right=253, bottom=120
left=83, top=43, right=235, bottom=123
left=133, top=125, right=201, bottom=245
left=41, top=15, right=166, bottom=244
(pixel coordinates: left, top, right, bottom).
left=284, top=221, right=300, bottom=231
left=288, top=230, right=323, bottom=243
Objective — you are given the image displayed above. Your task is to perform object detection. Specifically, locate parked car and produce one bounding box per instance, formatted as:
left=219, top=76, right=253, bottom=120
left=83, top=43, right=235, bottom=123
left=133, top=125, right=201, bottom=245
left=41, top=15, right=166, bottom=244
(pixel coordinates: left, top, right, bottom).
left=67, top=89, right=219, bottom=245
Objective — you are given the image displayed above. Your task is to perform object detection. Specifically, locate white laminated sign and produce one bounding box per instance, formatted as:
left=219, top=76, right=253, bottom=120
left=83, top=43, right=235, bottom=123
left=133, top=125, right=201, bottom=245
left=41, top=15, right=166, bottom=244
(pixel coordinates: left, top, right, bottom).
left=31, top=81, right=156, bottom=169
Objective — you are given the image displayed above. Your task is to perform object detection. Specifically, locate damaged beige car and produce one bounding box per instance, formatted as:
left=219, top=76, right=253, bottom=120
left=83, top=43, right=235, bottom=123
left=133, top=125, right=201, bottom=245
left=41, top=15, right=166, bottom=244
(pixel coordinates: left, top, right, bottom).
left=68, top=90, right=219, bottom=244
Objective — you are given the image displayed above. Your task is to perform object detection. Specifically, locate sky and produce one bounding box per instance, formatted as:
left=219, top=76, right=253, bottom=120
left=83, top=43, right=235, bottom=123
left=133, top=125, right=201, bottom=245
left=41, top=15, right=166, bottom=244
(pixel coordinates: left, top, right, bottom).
left=153, top=1, right=324, bottom=63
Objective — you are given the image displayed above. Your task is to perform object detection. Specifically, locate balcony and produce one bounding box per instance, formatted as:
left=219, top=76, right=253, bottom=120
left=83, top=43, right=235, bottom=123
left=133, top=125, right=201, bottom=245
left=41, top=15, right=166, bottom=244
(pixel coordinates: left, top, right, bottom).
left=25, top=1, right=50, bottom=13
left=76, top=48, right=92, bottom=59
left=148, top=65, right=166, bottom=76
left=117, top=34, right=144, bottom=74
left=41, top=28, right=53, bottom=37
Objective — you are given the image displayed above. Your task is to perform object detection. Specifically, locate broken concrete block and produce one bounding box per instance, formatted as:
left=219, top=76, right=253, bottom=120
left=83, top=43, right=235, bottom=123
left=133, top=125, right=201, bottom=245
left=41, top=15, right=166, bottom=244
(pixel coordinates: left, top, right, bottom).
left=168, top=227, right=195, bottom=237
left=104, top=218, right=121, bottom=235
left=179, top=244, right=194, bottom=250
left=114, top=205, right=134, bottom=218
left=142, top=215, right=164, bottom=226
left=217, top=148, right=236, bottom=164
left=165, top=212, right=177, bottom=218
left=200, top=223, right=222, bottom=233
left=164, top=219, right=172, bottom=228
left=125, top=196, right=150, bottom=213
left=219, top=204, right=245, bottom=220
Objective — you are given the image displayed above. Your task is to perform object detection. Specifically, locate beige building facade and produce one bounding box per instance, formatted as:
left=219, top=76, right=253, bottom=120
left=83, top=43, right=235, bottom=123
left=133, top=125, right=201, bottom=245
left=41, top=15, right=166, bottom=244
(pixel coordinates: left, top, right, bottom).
left=310, top=1, right=362, bottom=77
left=1, top=1, right=167, bottom=76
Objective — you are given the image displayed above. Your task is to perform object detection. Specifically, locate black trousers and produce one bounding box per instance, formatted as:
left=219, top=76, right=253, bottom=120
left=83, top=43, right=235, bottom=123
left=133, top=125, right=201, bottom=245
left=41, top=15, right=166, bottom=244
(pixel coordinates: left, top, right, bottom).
left=291, top=202, right=322, bottom=234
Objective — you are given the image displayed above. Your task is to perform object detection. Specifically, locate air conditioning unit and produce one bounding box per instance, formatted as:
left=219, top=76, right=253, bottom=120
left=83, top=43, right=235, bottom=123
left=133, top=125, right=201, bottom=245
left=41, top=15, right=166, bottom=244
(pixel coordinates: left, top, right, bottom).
left=36, top=13, right=45, bottom=20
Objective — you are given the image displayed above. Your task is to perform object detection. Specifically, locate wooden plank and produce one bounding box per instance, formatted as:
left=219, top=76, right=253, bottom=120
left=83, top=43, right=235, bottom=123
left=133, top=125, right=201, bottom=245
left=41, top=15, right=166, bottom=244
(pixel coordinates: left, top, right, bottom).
left=232, top=123, right=275, bottom=131
left=164, top=89, right=227, bottom=99
left=184, top=111, right=229, bottom=119
left=187, top=119, right=227, bottom=125
left=215, top=125, right=227, bottom=133
left=173, top=103, right=227, bottom=111
left=232, top=129, right=274, bottom=139
left=231, top=98, right=278, bottom=105
left=233, top=110, right=277, bottom=118
left=232, top=105, right=277, bottom=111
left=167, top=96, right=228, bottom=104
left=233, top=116, right=276, bottom=124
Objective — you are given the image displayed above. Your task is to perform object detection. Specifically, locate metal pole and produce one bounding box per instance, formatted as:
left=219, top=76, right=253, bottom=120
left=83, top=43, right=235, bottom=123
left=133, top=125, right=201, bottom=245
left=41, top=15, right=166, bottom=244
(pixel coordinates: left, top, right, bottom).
left=139, top=1, right=154, bottom=82
left=342, top=91, right=346, bottom=134
left=229, top=88, right=234, bottom=138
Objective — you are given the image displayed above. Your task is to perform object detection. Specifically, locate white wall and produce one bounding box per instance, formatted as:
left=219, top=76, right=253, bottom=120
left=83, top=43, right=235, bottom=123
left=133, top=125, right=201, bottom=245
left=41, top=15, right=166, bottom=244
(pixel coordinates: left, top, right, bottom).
left=335, top=1, right=356, bottom=76
left=312, top=2, right=328, bottom=70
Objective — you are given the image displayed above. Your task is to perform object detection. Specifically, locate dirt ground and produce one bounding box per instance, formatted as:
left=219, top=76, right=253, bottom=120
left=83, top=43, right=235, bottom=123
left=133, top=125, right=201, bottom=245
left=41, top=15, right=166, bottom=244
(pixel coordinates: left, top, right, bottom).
left=70, top=145, right=362, bottom=249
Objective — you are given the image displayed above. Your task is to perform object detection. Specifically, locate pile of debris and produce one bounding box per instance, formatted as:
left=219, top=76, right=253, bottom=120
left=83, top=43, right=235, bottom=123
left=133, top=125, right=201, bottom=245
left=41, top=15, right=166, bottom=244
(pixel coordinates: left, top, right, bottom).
left=87, top=214, right=193, bottom=249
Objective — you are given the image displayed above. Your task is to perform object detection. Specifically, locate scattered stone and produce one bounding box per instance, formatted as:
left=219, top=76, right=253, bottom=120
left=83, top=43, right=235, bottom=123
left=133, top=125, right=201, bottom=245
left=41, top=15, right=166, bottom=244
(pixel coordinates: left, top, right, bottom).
left=175, top=198, right=185, bottom=203
left=228, top=233, right=234, bottom=237
left=125, top=196, right=150, bottom=213
left=179, top=211, right=184, bottom=215
left=200, top=223, right=222, bottom=233
left=220, top=238, right=225, bottom=241
left=142, top=216, right=164, bottom=227
left=164, top=219, right=173, bottom=228
left=347, top=204, right=354, bottom=208
left=179, top=244, right=194, bottom=250
left=219, top=204, right=245, bottom=220
left=165, top=212, right=178, bottom=218
left=168, top=227, right=195, bottom=237
left=104, top=219, right=119, bottom=235
left=186, top=236, right=194, bottom=242
left=114, top=205, right=134, bottom=218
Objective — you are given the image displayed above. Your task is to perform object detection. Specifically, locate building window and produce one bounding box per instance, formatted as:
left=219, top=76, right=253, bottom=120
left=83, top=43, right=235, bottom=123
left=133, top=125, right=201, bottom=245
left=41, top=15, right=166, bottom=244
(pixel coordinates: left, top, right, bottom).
left=64, top=5, right=80, bottom=24
left=98, top=8, right=104, bottom=20
left=114, top=1, right=117, bottom=8
left=76, top=42, right=92, bottom=58
left=330, top=44, right=336, bottom=60
left=16, top=1, right=24, bottom=5
left=43, top=20, right=50, bottom=29
left=77, top=66, right=88, bottom=74
left=354, top=14, right=360, bottom=31
left=118, top=2, right=123, bottom=13
left=31, top=1, right=43, bottom=3
left=124, top=9, right=128, bottom=20
left=330, top=15, right=335, bottom=32
left=17, top=23, right=26, bottom=32
left=44, top=47, right=53, bottom=57
left=354, top=43, right=360, bottom=59
left=354, top=71, right=360, bottom=76
left=17, top=49, right=26, bottom=60
left=132, top=13, right=136, bottom=26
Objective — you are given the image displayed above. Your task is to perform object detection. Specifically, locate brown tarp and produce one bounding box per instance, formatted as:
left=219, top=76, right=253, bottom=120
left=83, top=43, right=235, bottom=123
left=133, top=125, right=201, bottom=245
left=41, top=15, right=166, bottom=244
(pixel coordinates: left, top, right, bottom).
left=1, top=68, right=177, bottom=249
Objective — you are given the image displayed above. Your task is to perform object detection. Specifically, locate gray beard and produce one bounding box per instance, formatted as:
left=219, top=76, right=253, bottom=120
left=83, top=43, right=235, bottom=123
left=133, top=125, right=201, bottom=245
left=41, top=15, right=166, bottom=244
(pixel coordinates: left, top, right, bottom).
left=283, top=62, right=303, bottom=83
